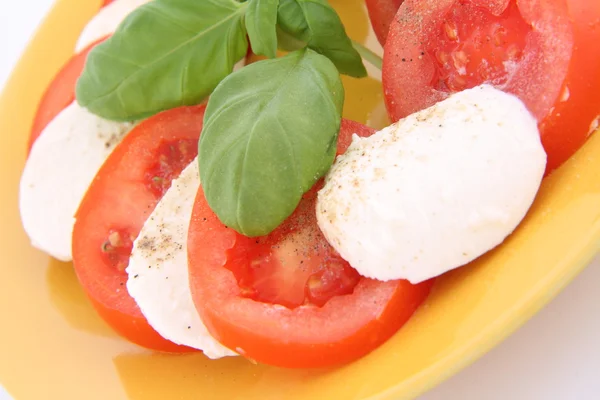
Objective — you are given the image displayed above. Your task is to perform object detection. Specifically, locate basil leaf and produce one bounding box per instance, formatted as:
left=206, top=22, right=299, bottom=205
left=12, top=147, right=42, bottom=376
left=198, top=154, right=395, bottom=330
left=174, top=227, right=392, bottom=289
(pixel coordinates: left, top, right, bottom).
left=276, top=0, right=367, bottom=78
left=276, top=25, right=306, bottom=52
left=246, top=0, right=280, bottom=58
left=76, top=0, right=248, bottom=121
left=199, top=49, right=343, bottom=237
left=277, top=0, right=308, bottom=38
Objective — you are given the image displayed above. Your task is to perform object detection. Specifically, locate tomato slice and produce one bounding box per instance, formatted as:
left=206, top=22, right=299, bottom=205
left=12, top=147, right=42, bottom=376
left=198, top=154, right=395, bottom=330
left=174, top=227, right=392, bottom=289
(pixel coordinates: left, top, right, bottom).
left=365, top=0, right=404, bottom=45
left=382, top=0, right=580, bottom=174
left=72, top=105, right=206, bottom=352
left=28, top=37, right=107, bottom=153
left=188, top=119, right=434, bottom=369
left=538, top=0, right=600, bottom=172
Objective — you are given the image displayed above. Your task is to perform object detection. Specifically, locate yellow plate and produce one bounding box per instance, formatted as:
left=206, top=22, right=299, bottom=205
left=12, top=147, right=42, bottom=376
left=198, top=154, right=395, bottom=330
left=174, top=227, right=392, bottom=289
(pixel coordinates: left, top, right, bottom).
left=1, top=0, right=599, bottom=399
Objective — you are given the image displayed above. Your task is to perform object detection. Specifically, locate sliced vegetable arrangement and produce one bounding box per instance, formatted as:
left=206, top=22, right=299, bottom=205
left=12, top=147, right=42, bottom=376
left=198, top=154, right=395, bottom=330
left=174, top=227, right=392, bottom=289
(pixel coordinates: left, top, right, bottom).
left=18, top=0, right=600, bottom=369
left=189, top=120, right=433, bottom=368
left=72, top=105, right=205, bottom=352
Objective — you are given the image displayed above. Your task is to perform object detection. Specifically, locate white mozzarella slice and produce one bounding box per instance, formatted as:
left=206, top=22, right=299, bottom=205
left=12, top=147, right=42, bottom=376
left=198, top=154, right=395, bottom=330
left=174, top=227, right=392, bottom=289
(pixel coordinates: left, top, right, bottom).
left=76, top=0, right=150, bottom=52
left=316, top=85, right=547, bottom=283
left=19, top=103, right=134, bottom=261
left=126, top=159, right=237, bottom=359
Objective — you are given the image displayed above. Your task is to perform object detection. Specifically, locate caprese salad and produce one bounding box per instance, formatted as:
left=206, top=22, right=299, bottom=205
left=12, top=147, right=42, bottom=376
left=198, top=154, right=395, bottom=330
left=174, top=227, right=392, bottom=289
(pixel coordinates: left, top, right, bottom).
left=18, top=0, right=600, bottom=369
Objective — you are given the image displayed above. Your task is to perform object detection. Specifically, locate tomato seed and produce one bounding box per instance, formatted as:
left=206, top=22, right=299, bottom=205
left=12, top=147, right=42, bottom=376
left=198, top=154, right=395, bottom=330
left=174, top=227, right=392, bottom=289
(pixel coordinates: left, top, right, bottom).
left=451, top=50, right=469, bottom=73
left=444, top=20, right=459, bottom=41
left=145, top=139, right=197, bottom=198
left=101, top=229, right=134, bottom=272
left=492, top=25, right=507, bottom=47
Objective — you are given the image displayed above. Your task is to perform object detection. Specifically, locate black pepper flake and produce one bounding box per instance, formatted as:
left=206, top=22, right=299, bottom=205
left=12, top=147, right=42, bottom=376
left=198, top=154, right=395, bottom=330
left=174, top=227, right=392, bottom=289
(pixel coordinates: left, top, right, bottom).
left=134, top=274, right=139, bottom=279
left=420, top=51, right=425, bottom=56
left=187, top=326, right=191, bottom=329
left=402, top=58, right=406, bottom=62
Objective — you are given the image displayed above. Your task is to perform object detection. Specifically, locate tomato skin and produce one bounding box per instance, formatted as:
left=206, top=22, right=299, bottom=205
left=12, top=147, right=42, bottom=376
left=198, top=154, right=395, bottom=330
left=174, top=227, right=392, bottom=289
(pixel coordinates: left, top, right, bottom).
left=188, top=119, right=434, bottom=369
left=539, top=0, right=600, bottom=173
left=365, top=0, right=404, bottom=45
left=28, top=37, right=106, bottom=153
left=72, top=105, right=206, bottom=353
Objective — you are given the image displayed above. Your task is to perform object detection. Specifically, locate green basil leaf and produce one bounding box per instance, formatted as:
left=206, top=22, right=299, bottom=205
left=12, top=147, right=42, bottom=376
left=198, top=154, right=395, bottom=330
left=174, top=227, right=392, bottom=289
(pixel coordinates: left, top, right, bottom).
left=199, top=48, right=343, bottom=237
left=276, top=0, right=367, bottom=78
left=275, top=26, right=306, bottom=52
left=76, top=0, right=248, bottom=121
left=277, top=0, right=308, bottom=38
left=246, top=0, right=280, bottom=58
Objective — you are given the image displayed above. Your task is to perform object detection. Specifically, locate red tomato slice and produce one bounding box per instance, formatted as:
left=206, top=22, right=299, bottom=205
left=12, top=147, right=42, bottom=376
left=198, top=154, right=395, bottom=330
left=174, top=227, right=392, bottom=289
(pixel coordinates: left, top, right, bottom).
left=188, top=120, right=434, bottom=369
left=382, top=0, right=579, bottom=174
left=72, top=105, right=206, bottom=352
left=538, top=0, right=600, bottom=172
left=365, top=0, right=404, bottom=45
left=28, top=37, right=107, bottom=153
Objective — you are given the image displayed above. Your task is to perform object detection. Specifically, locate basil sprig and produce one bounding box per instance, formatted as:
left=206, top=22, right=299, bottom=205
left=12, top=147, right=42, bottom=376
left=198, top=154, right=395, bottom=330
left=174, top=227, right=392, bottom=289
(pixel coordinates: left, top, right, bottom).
left=76, top=0, right=371, bottom=236
left=199, top=49, right=343, bottom=236
left=77, top=0, right=249, bottom=121
left=76, top=0, right=366, bottom=120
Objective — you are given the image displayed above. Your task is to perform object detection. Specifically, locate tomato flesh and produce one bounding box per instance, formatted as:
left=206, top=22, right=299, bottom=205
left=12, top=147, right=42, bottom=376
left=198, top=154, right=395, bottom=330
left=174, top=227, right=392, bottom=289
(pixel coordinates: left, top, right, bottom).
left=188, top=119, right=434, bottom=368
left=145, top=139, right=198, bottom=198
left=365, top=0, right=404, bottom=45
left=28, top=37, right=107, bottom=153
left=100, top=228, right=136, bottom=272
left=73, top=105, right=205, bottom=352
left=428, top=1, right=531, bottom=92
left=382, top=0, right=577, bottom=174
left=226, top=186, right=361, bottom=309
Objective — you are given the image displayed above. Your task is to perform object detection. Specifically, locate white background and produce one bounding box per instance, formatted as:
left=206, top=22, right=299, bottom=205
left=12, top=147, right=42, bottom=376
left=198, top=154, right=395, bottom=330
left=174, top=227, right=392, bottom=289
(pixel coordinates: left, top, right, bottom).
left=1, top=1, right=599, bottom=399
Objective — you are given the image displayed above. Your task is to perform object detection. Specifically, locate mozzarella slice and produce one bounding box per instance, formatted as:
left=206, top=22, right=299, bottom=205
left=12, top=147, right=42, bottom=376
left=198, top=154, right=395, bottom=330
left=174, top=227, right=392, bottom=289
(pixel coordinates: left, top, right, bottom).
left=19, top=103, right=134, bottom=261
left=316, top=85, right=547, bottom=284
left=76, top=0, right=150, bottom=52
left=126, top=159, right=236, bottom=359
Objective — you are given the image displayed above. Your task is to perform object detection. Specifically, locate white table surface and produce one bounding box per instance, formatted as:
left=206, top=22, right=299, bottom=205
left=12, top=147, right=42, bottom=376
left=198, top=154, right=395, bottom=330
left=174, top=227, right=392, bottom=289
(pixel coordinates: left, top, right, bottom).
left=1, top=1, right=599, bottom=399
